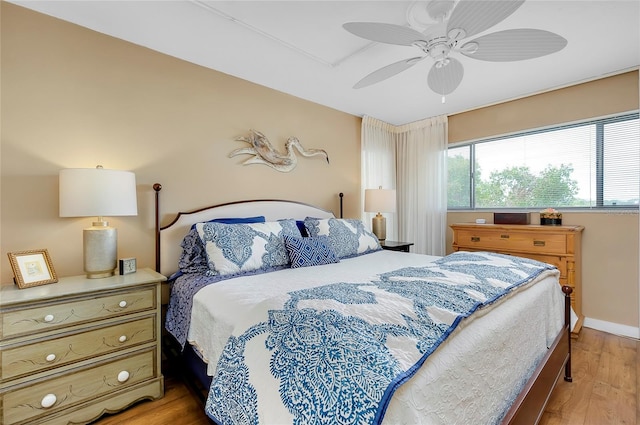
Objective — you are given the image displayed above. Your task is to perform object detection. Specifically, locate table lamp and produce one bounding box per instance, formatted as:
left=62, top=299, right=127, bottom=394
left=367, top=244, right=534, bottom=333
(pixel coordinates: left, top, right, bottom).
left=364, top=187, right=396, bottom=241
left=59, top=166, right=138, bottom=278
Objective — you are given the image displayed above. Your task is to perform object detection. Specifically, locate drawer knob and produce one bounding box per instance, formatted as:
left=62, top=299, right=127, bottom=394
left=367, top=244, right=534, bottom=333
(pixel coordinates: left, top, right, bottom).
left=43, top=314, right=55, bottom=323
left=534, top=240, right=546, bottom=247
left=118, top=335, right=127, bottom=343
left=45, top=353, right=57, bottom=362
left=471, top=236, right=480, bottom=242
left=117, top=370, right=130, bottom=383
left=119, top=300, right=128, bottom=308
left=41, top=393, right=57, bottom=408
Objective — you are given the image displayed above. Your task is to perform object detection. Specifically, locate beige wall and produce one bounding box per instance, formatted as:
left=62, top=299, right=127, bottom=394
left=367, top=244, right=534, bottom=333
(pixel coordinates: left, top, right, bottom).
left=0, top=3, right=361, bottom=283
left=447, top=71, right=640, bottom=329
left=449, top=71, right=639, bottom=143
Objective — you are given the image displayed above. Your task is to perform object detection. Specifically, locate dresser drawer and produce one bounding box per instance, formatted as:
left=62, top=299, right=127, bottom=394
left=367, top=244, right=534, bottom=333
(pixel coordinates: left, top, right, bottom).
left=520, top=254, right=568, bottom=279
left=1, top=288, right=155, bottom=339
left=2, top=348, right=156, bottom=425
left=1, top=316, right=156, bottom=382
left=456, top=229, right=567, bottom=255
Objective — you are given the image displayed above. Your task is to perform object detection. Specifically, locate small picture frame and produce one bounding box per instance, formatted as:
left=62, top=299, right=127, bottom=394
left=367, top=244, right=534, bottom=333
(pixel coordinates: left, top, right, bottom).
left=8, top=249, right=58, bottom=289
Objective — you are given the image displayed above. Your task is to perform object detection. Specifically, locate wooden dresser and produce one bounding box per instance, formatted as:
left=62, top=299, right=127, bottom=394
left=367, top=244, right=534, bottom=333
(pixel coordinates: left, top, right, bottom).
left=450, top=223, right=584, bottom=335
left=0, top=268, right=166, bottom=425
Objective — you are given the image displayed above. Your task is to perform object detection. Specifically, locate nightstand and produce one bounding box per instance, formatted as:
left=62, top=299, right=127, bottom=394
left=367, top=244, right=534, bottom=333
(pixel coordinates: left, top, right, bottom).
left=0, top=268, right=166, bottom=425
left=380, top=241, right=414, bottom=252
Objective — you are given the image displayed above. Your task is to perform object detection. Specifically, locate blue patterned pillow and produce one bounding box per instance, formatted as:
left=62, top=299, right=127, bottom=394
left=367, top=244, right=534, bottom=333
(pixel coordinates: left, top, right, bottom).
left=195, top=219, right=300, bottom=276
left=303, top=218, right=381, bottom=259
left=284, top=235, right=339, bottom=268
left=178, top=228, right=210, bottom=275
left=180, top=216, right=267, bottom=275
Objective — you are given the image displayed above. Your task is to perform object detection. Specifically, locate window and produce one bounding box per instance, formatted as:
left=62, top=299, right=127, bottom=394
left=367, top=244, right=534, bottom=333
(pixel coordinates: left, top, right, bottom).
left=448, top=112, right=639, bottom=209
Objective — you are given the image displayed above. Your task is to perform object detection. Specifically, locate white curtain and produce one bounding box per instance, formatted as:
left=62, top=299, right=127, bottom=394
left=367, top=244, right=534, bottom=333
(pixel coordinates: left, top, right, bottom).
left=361, top=115, right=448, bottom=256
left=396, top=116, right=448, bottom=255
left=361, top=116, right=397, bottom=241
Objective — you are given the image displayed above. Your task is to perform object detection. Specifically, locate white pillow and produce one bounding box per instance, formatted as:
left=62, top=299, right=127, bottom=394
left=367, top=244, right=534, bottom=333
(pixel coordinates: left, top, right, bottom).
left=195, top=219, right=300, bottom=276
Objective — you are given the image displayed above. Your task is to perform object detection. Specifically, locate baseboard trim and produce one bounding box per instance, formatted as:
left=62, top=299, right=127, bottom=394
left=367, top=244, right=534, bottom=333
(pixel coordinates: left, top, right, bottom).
left=583, top=317, right=640, bottom=339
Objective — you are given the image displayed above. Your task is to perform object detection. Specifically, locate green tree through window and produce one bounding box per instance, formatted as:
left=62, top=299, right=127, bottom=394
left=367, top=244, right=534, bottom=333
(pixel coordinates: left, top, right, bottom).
left=476, top=164, right=579, bottom=208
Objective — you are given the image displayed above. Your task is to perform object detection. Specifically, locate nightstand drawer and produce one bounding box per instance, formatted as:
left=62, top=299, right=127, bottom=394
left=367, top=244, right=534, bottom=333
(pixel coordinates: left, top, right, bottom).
left=1, top=288, right=155, bottom=339
left=456, top=229, right=567, bottom=254
left=2, top=348, right=156, bottom=425
left=1, top=315, right=156, bottom=381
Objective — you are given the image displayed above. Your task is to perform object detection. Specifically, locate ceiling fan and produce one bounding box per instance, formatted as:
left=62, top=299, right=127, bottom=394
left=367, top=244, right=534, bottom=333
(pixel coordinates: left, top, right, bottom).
left=343, top=0, right=567, bottom=100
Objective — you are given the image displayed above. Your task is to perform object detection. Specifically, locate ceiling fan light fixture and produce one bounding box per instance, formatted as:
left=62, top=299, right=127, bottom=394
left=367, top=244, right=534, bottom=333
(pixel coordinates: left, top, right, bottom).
left=429, top=43, right=451, bottom=62
left=447, top=28, right=466, bottom=42
left=435, top=58, right=450, bottom=69
left=460, top=41, right=479, bottom=54
left=428, top=57, right=464, bottom=96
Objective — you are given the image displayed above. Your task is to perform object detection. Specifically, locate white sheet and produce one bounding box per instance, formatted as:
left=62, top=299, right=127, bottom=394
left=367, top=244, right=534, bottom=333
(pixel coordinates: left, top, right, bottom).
left=188, top=250, right=565, bottom=424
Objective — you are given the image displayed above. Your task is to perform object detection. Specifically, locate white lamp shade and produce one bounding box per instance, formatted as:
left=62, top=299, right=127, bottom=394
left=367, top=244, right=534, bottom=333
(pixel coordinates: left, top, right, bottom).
left=59, top=168, right=138, bottom=217
left=364, top=188, right=396, bottom=213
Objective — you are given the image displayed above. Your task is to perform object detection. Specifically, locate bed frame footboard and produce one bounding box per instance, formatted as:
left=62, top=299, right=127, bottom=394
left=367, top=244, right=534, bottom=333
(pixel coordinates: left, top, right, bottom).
left=501, top=285, right=573, bottom=425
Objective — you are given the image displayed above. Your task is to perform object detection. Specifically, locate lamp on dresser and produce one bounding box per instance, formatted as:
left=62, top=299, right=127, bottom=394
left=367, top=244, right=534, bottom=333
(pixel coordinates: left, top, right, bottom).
left=364, top=186, right=396, bottom=241
left=59, top=166, right=138, bottom=278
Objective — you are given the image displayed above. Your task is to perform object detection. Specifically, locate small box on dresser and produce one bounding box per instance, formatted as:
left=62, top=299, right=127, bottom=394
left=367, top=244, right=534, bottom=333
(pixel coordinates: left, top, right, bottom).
left=493, top=212, right=530, bottom=225
left=0, top=268, right=166, bottom=425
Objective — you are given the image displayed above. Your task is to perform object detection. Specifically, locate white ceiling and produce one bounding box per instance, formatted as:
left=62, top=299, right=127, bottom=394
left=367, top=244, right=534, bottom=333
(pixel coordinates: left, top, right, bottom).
left=11, top=0, right=640, bottom=125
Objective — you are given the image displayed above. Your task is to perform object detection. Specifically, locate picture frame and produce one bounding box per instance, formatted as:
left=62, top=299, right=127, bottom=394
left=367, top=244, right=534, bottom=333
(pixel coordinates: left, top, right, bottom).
left=8, top=249, right=58, bottom=289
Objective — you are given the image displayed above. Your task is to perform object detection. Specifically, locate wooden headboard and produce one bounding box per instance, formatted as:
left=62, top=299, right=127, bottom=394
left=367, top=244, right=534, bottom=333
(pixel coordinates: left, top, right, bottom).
left=153, top=184, right=339, bottom=277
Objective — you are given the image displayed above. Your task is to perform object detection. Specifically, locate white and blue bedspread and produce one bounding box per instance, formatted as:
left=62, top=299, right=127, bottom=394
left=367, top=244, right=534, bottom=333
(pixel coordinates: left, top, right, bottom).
left=197, top=251, right=558, bottom=425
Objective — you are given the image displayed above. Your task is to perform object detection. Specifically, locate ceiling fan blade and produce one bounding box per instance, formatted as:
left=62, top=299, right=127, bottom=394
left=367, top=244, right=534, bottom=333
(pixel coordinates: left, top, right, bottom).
left=343, top=22, right=425, bottom=46
left=354, top=57, right=425, bottom=89
left=427, top=57, right=464, bottom=95
left=447, top=0, right=525, bottom=39
left=460, top=29, right=567, bottom=62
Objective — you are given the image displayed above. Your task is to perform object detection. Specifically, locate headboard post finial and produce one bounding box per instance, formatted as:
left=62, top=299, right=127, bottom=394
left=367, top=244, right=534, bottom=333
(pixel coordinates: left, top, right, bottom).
left=154, top=183, right=162, bottom=273
left=339, top=192, right=344, bottom=218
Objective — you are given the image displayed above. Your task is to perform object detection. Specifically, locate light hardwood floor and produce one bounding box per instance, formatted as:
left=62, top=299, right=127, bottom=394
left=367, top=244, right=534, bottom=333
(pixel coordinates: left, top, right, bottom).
left=539, top=327, right=638, bottom=425
left=94, top=327, right=637, bottom=425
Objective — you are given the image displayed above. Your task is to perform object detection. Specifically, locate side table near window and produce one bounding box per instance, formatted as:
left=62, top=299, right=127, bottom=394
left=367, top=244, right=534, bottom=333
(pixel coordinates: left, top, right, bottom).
left=380, top=241, right=414, bottom=253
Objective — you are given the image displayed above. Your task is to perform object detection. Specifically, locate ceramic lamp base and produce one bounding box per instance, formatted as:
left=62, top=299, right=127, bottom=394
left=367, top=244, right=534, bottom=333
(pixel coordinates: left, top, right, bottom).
left=371, top=213, right=386, bottom=241
left=83, top=221, right=117, bottom=278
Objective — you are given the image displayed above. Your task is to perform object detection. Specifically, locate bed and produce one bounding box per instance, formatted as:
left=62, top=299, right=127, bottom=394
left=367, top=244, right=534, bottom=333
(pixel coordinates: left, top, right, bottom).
left=154, top=185, right=572, bottom=425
